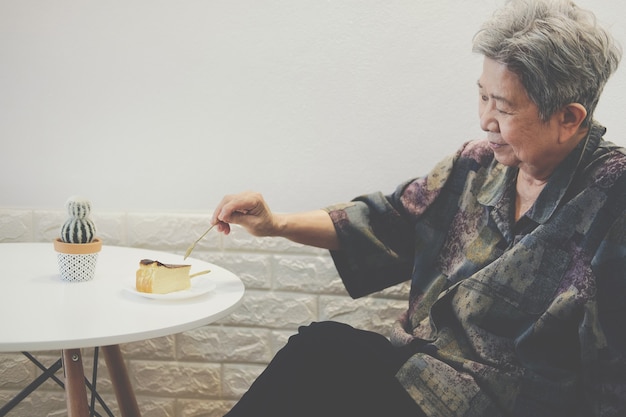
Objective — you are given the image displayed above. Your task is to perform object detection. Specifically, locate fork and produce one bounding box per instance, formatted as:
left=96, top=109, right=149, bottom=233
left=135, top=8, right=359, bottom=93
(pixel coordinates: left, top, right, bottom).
left=184, top=223, right=216, bottom=260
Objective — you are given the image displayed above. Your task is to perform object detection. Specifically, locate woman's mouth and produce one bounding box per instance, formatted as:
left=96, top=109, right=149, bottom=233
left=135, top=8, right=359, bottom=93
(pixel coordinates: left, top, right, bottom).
left=488, top=140, right=507, bottom=150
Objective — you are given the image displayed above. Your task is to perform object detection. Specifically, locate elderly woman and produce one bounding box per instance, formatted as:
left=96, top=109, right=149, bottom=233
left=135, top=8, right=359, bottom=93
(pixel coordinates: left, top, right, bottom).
left=213, top=0, right=625, bottom=416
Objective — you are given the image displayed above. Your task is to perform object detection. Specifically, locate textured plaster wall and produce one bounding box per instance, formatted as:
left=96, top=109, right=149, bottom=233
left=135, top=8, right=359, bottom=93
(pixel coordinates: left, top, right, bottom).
left=0, top=208, right=408, bottom=416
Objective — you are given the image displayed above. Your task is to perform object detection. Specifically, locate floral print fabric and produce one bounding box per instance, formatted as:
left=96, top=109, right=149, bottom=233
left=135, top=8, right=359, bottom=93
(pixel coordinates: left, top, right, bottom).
left=326, top=123, right=626, bottom=416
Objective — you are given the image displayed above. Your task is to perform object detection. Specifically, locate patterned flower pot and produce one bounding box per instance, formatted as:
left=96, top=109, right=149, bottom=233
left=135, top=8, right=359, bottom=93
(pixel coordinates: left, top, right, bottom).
left=53, top=238, right=102, bottom=282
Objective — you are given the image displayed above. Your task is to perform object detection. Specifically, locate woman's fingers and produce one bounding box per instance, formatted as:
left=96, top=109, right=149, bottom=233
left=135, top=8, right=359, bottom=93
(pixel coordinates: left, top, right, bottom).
left=212, top=192, right=273, bottom=236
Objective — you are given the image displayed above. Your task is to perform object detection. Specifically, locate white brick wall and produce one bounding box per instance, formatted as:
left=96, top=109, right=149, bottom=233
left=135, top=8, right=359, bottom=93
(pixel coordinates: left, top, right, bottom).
left=0, top=208, right=409, bottom=417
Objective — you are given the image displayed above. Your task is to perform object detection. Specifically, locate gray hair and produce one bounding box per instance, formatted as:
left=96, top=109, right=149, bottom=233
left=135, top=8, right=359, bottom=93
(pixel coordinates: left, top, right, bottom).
left=472, top=0, right=622, bottom=126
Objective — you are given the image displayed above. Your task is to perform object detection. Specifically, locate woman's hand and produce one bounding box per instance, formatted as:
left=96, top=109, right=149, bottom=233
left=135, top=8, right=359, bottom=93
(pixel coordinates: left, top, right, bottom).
left=212, top=191, right=278, bottom=237
left=211, top=191, right=341, bottom=250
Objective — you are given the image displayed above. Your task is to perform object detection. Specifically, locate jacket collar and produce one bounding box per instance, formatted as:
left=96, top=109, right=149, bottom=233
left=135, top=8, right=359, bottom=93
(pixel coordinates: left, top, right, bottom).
left=477, top=122, right=606, bottom=225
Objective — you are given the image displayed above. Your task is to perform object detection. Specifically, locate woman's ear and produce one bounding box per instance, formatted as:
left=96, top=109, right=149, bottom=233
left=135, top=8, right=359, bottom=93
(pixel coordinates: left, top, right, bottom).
left=563, top=103, right=587, bottom=125
left=559, top=103, right=588, bottom=143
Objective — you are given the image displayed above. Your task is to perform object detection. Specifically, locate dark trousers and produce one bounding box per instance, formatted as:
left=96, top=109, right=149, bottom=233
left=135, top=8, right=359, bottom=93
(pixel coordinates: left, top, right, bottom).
left=224, top=321, right=426, bottom=417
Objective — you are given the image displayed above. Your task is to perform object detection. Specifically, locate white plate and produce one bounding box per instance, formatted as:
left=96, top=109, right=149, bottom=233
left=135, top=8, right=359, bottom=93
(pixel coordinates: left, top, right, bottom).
left=124, top=275, right=216, bottom=300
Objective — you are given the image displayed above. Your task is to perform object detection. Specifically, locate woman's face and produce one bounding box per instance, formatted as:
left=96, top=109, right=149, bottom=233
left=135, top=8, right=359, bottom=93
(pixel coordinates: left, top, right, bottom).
left=478, top=58, right=562, bottom=179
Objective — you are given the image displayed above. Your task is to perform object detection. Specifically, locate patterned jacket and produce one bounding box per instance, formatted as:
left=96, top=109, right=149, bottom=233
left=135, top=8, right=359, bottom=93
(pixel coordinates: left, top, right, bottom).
left=326, top=123, right=626, bottom=416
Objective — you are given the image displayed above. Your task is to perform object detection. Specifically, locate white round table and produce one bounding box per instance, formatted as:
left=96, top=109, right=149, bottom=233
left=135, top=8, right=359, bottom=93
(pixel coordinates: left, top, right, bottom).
left=0, top=242, right=245, bottom=417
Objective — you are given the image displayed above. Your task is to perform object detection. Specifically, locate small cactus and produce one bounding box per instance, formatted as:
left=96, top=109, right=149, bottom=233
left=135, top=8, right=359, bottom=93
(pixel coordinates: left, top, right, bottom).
left=61, top=196, right=96, bottom=244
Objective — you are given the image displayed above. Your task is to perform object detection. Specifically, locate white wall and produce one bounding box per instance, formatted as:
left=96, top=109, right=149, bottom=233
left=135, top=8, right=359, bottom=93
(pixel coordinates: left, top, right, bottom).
left=1, top=0, right=625, bottom=213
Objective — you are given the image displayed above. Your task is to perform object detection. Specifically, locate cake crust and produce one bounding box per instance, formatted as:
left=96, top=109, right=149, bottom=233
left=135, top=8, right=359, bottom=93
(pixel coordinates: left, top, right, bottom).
left=136, top=259, right=192, bottom=294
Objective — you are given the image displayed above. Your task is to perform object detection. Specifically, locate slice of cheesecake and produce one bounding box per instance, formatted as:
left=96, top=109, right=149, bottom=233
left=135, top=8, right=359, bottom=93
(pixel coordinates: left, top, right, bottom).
left=136, top=259, right=192, bottom=294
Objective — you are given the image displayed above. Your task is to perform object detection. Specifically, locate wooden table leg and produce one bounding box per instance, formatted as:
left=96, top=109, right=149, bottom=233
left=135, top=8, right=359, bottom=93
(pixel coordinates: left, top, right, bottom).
left=62, top=349, right=90, bottom=417
left=102, top=345, right=142, bottom=417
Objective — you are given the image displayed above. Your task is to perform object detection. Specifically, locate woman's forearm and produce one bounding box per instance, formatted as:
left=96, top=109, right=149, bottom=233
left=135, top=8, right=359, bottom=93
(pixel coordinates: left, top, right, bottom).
left=213, top=192, right=340, bottom=250
left=273, top=210, right=340, bottom=250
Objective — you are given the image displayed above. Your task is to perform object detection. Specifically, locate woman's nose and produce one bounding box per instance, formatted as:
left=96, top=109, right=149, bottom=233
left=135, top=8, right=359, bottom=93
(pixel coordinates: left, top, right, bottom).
left=479, top=106, right=498, bottom=132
